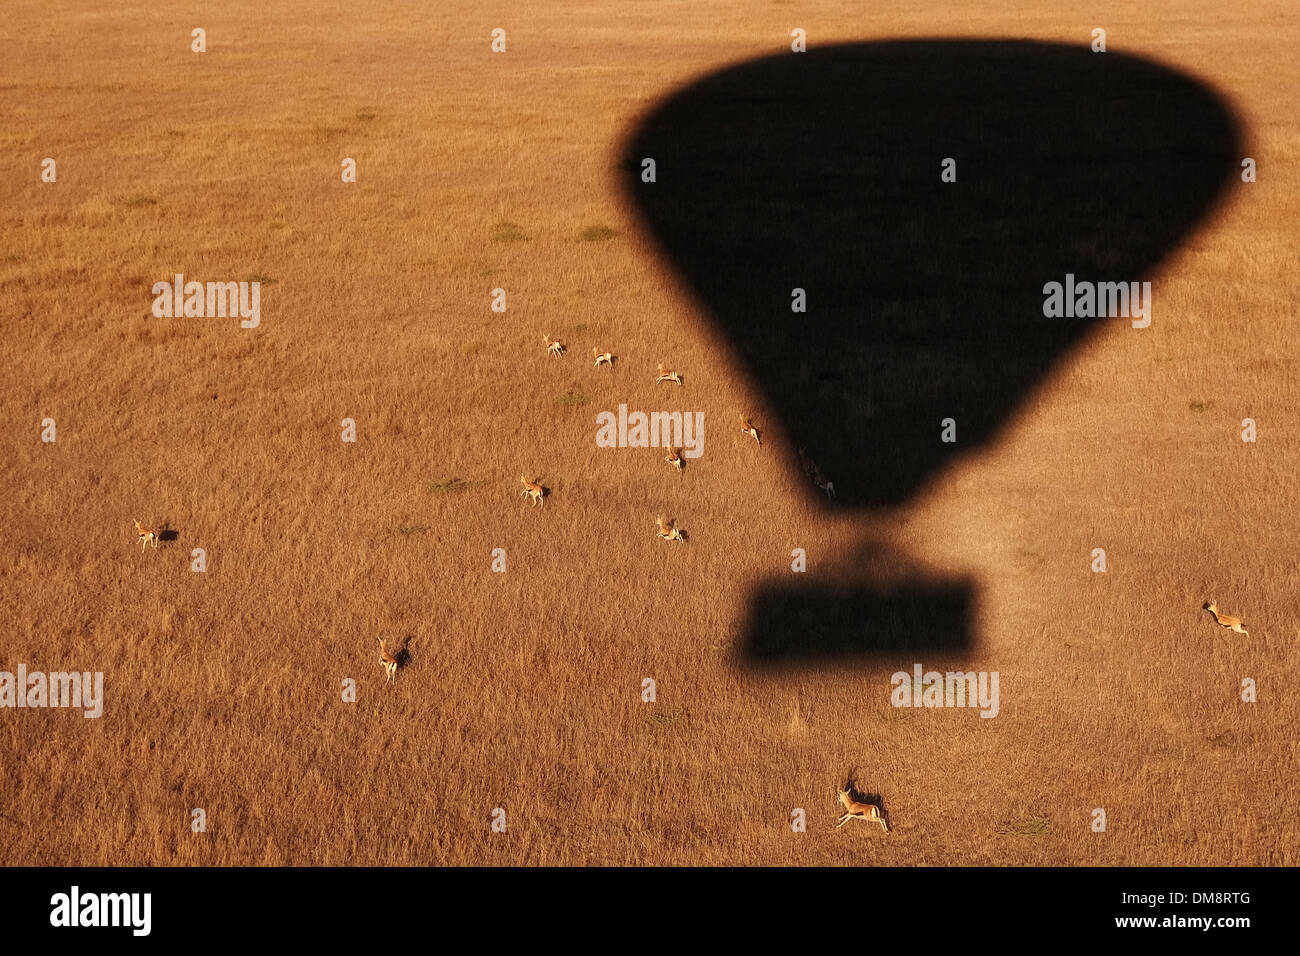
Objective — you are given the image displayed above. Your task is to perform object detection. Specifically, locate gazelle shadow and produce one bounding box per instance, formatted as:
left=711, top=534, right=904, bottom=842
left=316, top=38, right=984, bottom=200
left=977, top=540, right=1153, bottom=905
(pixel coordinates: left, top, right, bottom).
left=394, top=635, right=415, bottom=671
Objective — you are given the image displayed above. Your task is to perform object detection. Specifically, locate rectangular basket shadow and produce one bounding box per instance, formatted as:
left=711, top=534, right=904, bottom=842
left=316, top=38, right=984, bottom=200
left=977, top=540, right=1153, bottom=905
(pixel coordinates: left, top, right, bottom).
left=740, top=580, right=973, bottom=667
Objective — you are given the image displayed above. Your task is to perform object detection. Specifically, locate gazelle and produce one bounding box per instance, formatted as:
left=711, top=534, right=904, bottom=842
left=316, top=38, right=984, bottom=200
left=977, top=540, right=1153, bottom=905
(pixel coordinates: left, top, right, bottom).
left=655, top=363, right=683, bottom=386
left=134, top=519, right=159, bottom=551
left=543, top=334, right=565, bottom=357
left=664, top=447, right=684, bottom=472
left=798, top=446, right=817, bottom=476
left=378, top=638, right=398, bottom=683
left=1203, top=601, right=1249, bottom=636
left=593, top=348, right=614, bottom=367
left=519, top=475, right=545, bottom=507
left=812, top=464, right=835, bottom=501
left=656, top=514, right=686, bottom=542
left=836, top=786, right=889, bottom=833
left=740, top=414, right=760, bottom=445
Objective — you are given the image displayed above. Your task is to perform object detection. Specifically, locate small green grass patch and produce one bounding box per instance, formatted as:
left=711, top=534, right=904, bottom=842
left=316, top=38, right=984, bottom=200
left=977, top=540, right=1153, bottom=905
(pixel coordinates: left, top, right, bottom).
left=554, top=390, right=591, bottom=407
left=492, top=221, right=529, bottom=242
left=996, top=813, right=1051, bottom=836
left=579, top=224, right=618, bottom=242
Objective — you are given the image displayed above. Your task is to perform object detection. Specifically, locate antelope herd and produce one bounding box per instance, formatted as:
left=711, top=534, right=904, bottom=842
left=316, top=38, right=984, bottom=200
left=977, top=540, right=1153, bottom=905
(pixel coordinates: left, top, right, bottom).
left=122, top=326, right=1262, bottom=839
left=516, top=336, right=859, bottom=550
left=530, top=334, right=835, bottom=504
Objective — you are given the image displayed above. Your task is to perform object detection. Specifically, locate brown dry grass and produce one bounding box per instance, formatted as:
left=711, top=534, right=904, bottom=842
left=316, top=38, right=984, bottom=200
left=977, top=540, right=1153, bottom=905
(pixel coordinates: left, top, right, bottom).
left=0, top=0, right=1297, bottom=865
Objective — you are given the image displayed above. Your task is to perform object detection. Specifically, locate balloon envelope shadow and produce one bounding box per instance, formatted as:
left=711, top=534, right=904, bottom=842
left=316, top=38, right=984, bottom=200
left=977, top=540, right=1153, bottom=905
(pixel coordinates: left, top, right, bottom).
left=622, top=40, right=1240, bottom=665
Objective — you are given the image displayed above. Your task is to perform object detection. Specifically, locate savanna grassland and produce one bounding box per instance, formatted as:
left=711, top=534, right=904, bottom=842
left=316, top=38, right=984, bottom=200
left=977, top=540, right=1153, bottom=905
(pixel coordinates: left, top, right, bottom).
left=1, top=0, right=1297, bottom=866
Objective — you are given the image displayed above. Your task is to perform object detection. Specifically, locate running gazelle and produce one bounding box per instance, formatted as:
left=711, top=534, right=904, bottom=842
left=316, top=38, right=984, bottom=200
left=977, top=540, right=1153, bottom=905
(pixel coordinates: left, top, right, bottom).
left=836, top=785, right=889, bottom=833
left=378, top=638, right=399, bottom=683
left=798, top=447, right=834, bottom=500
left=519, top=475, right=546, bottom=507
left=812, top=464, right=835, bottom=501
left=797, top=446, right=815, bottom=477
left=1203, top=601, right=1249, bottom=636
left=656, top=514, right=686, bottom=542
left=655, top=363, right=683, bottom=386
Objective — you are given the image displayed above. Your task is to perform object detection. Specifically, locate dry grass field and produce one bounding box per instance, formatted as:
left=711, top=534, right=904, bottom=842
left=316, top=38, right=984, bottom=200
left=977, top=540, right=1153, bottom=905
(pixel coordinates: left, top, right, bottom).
left=1, top=0, right=1297, bottom=866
